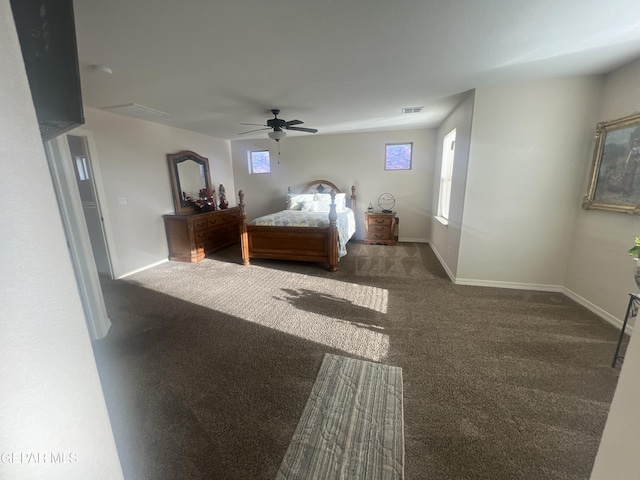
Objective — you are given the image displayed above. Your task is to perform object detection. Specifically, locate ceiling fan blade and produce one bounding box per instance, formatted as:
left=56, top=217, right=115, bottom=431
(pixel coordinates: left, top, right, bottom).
left=286, top=126, right=318, bottom=133
left=284, top=119, right=303, bottom=127
left=238, top=127, right=271, bottom=135
left=240, top=123, right=268, bottom=126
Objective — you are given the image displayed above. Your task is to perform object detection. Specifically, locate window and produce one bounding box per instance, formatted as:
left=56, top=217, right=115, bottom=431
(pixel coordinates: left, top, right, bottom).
left=437, top=129, right=456, bottom=225
left=248, top=150, right=271, bottom=174
left=75, top=156, right=90, bottom=181
left=385, top=143, right=412, bottom=170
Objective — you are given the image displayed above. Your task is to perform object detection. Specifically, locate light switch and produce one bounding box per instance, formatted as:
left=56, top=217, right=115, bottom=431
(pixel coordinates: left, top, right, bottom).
left=118, top=197, right=127, bottom=206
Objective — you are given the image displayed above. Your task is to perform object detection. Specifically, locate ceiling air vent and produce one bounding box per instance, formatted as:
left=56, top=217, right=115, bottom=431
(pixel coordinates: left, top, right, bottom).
left=100, top=103, right=169, bottom=119
left=401, top=106, right=424, bottom=114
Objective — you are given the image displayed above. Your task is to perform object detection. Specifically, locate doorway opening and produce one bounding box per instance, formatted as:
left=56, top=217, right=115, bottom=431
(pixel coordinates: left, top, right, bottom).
left=67, top=134, right=113, bottom=278
left=44, top=130, right=114, bottom=339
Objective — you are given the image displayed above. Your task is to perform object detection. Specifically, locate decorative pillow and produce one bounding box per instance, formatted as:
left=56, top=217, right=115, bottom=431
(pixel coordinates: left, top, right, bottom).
left=287, top=193, right=315, bottom=210
left=301, top=200, right=321, bottom=212
left=314, top=193, right=347, bottom=212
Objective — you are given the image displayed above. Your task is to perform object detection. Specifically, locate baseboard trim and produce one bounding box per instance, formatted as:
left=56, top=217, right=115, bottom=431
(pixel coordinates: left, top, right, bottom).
left=454, top=277, right=564, bottom=292
left=428, top=245, right=628, bottom=332
left=562, top=287, right=631, bottom=332
left=117, top=258, right=168, bottom=279
left=429, top=244, right=456, bottom=283
left=398, top=237, right=429, bottom=243
left=453, top=276, right=628, bottom=331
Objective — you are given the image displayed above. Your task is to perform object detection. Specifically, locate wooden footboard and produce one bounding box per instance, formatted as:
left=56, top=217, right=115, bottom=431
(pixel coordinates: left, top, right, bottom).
left=242, top=224, right=338, bottom=271
left=238, top=185, right=350, bottom=272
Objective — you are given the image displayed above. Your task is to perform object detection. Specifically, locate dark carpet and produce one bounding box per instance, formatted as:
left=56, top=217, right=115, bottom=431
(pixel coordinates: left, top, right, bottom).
left=93, top=242, right=623, bottom=480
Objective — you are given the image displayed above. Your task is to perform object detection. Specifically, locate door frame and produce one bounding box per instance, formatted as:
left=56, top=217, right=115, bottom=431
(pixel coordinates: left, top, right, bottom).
left=44, top=128, right=115, bottom=339
left=67, top=131, right=116, bottom=278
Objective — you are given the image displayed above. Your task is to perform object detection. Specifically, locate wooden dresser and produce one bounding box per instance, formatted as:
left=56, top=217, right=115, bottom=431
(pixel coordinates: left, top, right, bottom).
left=163, top=207, right=240, bottom=262
left=364, top=211, right=398, bottom=246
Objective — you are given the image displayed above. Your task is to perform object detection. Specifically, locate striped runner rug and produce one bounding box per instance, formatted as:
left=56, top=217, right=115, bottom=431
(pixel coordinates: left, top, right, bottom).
left=276, top=354, right=404, bottom=479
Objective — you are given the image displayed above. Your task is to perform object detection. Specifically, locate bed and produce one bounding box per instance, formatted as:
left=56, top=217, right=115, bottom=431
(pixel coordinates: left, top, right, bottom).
left=238, top=180, right=357, bottom=271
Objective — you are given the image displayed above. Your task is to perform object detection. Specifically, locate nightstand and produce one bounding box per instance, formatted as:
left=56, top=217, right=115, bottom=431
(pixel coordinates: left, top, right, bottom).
left=364, top=211, right=398, bottom=246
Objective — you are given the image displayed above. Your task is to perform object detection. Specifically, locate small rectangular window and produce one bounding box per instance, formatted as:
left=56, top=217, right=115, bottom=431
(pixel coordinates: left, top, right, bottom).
left=248, top=150, right=271, bottom=174
left=75, top=156, right=90, bottom=181
left=385, top=143, right=412, bottom=170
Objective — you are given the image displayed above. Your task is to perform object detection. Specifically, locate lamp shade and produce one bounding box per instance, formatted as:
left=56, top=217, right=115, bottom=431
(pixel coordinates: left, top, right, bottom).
left=268, top=130, right=286, bottom=141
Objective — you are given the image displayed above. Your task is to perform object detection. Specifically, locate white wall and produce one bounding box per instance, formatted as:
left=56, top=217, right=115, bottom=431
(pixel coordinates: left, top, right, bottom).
left=566, top=59, right=640, bottom=321
left=0, top=2, right=123, bottom=478
left=80, top=107, right=235, bottom=278
left=231, top=129, right=437, bottom=242
left=586, top=57, right=640, bottom=480
left=457, top=76, right=603, bottom=289
left=430, top=91, right=475, bottom=277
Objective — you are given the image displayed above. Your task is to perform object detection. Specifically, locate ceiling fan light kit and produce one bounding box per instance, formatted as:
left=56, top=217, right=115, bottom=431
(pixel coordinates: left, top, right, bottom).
left=239, top=109, right=318, bottom=141
left=268, top=130, right=286, bottom=141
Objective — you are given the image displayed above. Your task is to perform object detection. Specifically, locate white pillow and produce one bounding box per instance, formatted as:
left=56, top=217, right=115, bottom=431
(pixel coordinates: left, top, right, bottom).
left=287, top=193, right=315, bottom=210
left=314, top=193, right=346, bottom=212
left=301, top=200, right=321, bottom=212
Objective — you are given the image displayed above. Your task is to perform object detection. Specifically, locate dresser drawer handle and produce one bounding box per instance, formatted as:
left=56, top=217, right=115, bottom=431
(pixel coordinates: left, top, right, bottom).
left=208, top=219, right=217, bottom=225
left=374, top=234, right=384, bottom=238
left=375, top=219, right=386, bottom=224
left=196, top=221, right=206, bottom=228
left=375, top=226, right=385, bottom=231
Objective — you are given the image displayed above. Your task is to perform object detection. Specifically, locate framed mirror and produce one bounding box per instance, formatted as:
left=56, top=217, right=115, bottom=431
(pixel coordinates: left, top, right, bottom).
left=167, top=150, right=211, bottom=215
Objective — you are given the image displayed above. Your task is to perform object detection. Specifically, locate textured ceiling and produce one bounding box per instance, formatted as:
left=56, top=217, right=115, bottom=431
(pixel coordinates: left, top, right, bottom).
left=73, top=0, right=640, bottom=140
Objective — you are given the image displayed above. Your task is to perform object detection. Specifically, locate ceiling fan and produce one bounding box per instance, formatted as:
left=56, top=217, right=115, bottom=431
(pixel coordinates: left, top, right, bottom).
left=239, top=109, right=318, bottom=141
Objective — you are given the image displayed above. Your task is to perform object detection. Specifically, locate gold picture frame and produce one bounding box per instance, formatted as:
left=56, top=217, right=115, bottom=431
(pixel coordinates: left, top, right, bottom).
left=583, top=112, right=640, bottom=214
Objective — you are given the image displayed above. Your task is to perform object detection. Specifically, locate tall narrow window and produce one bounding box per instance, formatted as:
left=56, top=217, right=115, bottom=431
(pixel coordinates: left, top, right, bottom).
left=248, top=150, right=271, bottom=174
left=437, top=129, right=456, bottom=225
left=385, top=143, right=412, bottom=170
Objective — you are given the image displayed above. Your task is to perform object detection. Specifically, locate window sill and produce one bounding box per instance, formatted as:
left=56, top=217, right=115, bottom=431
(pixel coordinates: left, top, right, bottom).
left=434, top=216, right=449, bottom=226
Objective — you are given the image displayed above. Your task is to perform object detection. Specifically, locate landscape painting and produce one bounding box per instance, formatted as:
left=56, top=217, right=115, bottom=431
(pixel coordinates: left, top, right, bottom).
left=583, top=112, right=640, bottom=214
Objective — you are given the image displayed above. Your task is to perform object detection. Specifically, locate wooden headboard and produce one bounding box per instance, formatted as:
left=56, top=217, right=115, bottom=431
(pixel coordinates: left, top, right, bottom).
left=289, top=179, right=356, bottom=210
left=299, top=179, right=342, bottom=194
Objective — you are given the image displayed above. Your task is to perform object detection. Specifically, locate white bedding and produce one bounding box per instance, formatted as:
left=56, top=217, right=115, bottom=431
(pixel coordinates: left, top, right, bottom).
left=249, top=208, right=356, bottom=257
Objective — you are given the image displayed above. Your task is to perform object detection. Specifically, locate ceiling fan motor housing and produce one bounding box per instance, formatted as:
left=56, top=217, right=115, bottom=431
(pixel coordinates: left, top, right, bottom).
left=267, top=119, right=285, bottom=131
left=238, top=109, right=318, bottom=137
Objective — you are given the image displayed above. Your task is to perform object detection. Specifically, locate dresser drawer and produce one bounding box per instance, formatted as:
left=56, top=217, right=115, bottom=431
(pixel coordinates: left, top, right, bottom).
left=194, top=229, right=213, bottom=243
left=366, top=225, right=391, bottom=238
left=367, top=216, right=393, bottom=226
left=206, top=216, right=222, bottom=228
left=367, top=227, right=392, bottom=240
left=219, top=211, right=239, bottom=223
left=193, top=218, right=209, bottom=231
